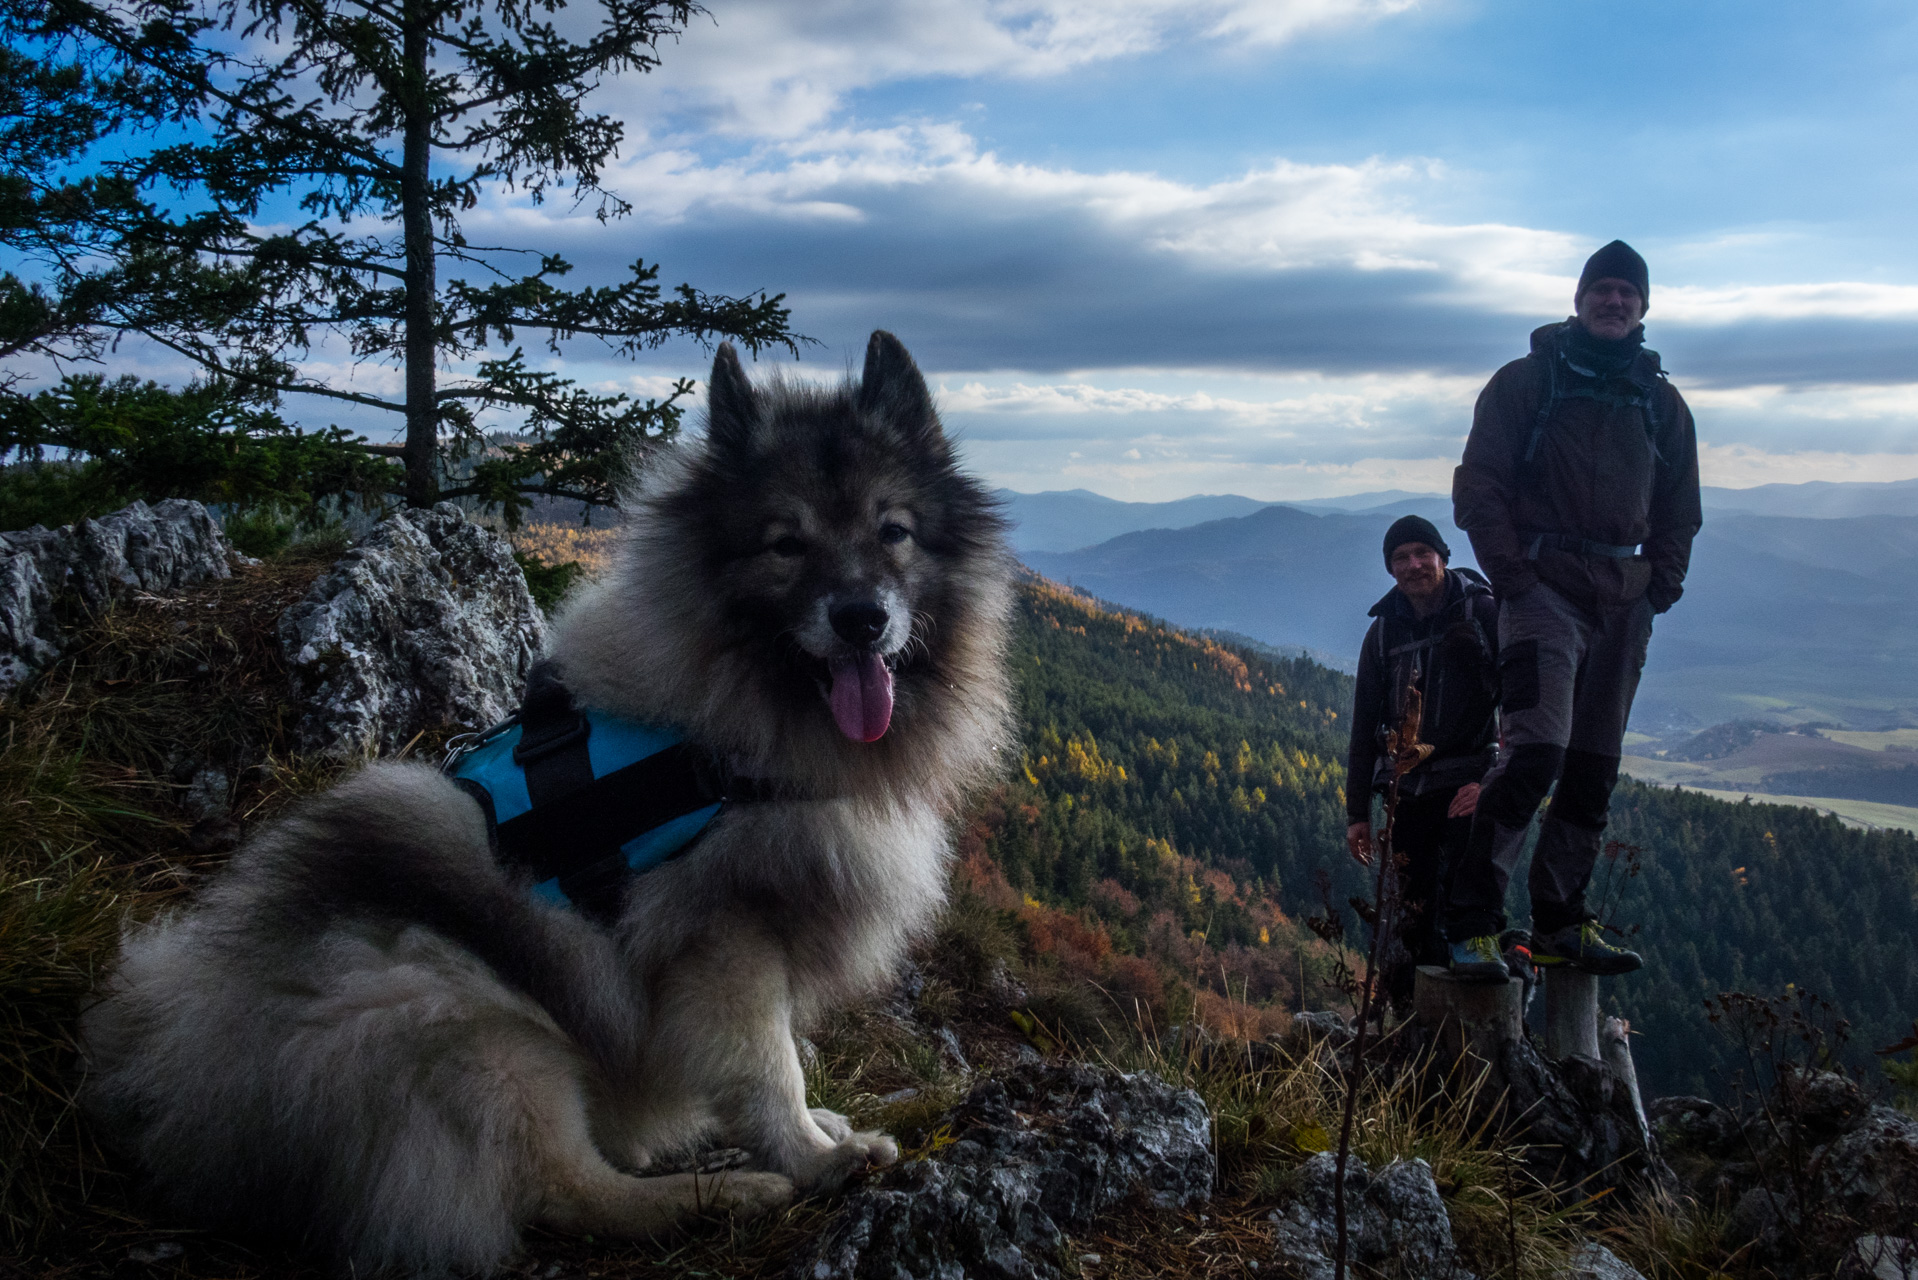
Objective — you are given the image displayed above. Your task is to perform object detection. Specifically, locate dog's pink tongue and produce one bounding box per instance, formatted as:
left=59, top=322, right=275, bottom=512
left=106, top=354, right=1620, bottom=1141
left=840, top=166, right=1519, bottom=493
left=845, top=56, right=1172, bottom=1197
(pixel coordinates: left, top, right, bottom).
left=828, top=653, right=894, bottom=742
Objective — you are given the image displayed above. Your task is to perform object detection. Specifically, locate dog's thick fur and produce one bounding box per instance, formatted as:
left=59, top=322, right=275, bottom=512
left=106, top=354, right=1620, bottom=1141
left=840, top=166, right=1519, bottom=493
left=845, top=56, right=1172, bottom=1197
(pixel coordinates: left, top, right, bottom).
left=80, top=332, right=1014, bottom=1275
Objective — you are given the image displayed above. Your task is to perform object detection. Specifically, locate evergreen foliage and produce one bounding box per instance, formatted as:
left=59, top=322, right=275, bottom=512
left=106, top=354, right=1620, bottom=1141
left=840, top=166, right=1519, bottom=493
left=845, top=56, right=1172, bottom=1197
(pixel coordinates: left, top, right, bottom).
left=994, top=575, right=1918, bottom=1101
left=1, top=0, right=798, bottom=515
left=0, top=373, right=398, bottom=535
left=1604, top=782, right=1918, bottom=1098
left=977, top=576, right=1364, bottom=1014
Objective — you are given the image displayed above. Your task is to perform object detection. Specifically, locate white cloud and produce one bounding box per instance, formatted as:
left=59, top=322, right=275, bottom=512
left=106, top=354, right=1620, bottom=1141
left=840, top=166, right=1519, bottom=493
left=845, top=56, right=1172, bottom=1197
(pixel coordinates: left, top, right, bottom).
left=963, top=438, right=1459, bottom=502
left=1685, top=381, right=1918, bottom=420
left=938, top=369, right=1479, bottom=430
left=542, top=126, right=1918, bottom=340
left=636, top=0, right=1419, bottom=138
left=1659, top=282, right=1918, bottom=326
left=1698, top=443, right=1918, bottom=489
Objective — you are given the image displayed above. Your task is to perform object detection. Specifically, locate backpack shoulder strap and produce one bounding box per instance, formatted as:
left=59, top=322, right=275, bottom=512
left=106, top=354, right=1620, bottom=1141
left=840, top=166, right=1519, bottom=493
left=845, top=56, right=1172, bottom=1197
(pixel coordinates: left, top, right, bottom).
left=1521, top=342, right=1559, bottom=467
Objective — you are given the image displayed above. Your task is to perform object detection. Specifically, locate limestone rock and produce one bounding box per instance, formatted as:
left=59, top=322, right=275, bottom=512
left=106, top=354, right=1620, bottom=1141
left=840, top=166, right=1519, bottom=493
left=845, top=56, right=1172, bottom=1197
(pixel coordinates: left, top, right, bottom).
left=1267, top=1151, right=1475, bottom=1280
left=1, top=499, right=232, bottom=691
left=278, top=503, right=544, bottom=757
left=1842, top=1235, right=1918, bottom=1280
left=1810, top=1105, right=1918, bottom=1239
left=1290, top=1010, right=1355, bottom=1049
left=1565, top=1241, right=1649, bottom=1280
left=792, top=1062, right=1213, bottom=1280
left=1648, top=1095, right=1743, bottom=1157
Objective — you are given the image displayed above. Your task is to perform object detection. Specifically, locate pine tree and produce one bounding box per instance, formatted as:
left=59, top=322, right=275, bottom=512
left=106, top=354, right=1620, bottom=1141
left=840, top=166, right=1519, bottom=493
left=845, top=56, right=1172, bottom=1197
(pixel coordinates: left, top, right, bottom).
left=3, top=0, right=797, bottom=515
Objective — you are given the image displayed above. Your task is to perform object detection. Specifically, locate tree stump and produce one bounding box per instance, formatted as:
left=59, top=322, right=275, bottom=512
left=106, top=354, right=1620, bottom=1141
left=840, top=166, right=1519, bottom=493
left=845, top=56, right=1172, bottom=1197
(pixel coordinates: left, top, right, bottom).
left=1406, top=963, right=1674, bottom=1201
left=1544, top=968, right=1601, bottom=1060
left=1411, top=965, right=1523, bottom=1068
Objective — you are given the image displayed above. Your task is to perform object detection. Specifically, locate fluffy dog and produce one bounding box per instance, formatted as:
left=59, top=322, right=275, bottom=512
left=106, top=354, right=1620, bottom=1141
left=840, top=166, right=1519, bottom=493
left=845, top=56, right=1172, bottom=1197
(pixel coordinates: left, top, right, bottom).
left=80, top=331, right=1014, bottom=1274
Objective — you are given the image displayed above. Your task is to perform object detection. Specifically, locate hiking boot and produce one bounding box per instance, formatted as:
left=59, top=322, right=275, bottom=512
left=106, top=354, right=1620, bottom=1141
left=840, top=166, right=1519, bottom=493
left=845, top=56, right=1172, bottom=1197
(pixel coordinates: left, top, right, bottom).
left=1448, top=934, right=1507, bottom=981
left=1533, top=921, right=1642, bottom=975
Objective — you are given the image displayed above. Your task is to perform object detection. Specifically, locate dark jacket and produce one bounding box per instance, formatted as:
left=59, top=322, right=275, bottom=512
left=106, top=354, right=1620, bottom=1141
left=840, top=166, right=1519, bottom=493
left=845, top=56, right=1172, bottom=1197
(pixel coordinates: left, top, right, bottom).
left=1345, top=568, right=1500, bottom=824
left=1453, top=321, right=1702, bottom=616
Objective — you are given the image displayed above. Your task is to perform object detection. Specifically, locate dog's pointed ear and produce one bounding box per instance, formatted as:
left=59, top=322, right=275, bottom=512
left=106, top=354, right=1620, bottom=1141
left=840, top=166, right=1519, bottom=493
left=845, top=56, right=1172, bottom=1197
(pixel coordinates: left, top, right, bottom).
left=705, top=342, right=758, bottom=453
left=857, top=330, right=941, bottom=446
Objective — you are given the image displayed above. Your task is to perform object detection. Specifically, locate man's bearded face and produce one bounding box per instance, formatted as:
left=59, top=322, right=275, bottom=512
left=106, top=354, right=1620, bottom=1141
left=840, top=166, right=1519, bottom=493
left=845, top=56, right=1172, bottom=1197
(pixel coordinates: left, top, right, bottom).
left=1389, top=542, right=1445, bottom=599
left=1575, top=277, right=1646, bottom=341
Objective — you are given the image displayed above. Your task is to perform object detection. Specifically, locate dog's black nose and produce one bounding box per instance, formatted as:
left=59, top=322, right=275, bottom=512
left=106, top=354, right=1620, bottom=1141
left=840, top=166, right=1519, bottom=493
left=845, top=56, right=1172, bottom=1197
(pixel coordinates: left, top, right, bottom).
left=830, top=601, right=889, bottom=648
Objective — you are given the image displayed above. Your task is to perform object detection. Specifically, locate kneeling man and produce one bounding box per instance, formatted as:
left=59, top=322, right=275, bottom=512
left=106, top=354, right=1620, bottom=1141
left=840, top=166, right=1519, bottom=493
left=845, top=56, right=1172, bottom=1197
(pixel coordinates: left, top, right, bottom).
left=1346, top=515, right=1499, bottom=1006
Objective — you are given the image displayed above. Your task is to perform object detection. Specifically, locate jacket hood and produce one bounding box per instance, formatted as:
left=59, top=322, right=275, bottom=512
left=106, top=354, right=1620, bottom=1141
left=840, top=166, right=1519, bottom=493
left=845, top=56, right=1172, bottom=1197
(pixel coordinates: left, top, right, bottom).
left=1368, top=566, right=1490, bottom=619
left=1531, top=320, right=1663, bottom=378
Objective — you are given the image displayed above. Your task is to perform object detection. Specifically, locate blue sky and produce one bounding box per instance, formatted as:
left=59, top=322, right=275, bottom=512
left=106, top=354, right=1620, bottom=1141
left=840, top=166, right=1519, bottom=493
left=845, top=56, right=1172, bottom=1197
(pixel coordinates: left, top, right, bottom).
left=99, top=0, right=1918, bottom=499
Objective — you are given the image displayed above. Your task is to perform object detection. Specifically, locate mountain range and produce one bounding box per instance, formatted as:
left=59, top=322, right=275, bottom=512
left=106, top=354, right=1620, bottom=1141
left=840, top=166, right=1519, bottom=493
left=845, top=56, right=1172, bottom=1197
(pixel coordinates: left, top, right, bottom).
left=1006, top=480, right=1918, bottom=732
left=995, top=477, right=1918, bottom=556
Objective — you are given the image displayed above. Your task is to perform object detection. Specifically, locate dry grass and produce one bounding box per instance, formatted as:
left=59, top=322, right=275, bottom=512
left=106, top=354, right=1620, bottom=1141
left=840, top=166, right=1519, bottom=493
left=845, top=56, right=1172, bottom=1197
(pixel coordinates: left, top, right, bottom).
left=1115, top=1026, right=1589, bottom=1280
left=0, top=551, right=345, bottom=1252
left=1598, top=1191, right=1741, bottom=1280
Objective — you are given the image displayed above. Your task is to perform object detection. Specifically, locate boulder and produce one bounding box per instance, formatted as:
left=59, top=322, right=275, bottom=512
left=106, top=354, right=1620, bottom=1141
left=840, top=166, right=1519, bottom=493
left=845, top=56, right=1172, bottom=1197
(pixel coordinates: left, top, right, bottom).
left=1842, top=1235, right=1918, bottom=1280
left=1810, top=1105, right=1918, bottom=1240
left=1565, top=1241, right=1649, bottom=1280
left=1, top=499, right=232, bottom=690
left=792, top=1062, right=1213, bottom=1280
left=278, top=503, right=544, bottom=757
left=1267, top=1151, right=1475, bottom=1280
left=1670, top=1098, right=1918, bottom=1274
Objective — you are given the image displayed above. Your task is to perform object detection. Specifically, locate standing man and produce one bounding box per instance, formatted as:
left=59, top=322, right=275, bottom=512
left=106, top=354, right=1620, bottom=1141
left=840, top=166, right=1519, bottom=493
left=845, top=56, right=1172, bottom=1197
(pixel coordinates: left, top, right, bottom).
left=1444, top=240, right=1701, bottom=979
left=1347, top=514, right=1500, bottom=1007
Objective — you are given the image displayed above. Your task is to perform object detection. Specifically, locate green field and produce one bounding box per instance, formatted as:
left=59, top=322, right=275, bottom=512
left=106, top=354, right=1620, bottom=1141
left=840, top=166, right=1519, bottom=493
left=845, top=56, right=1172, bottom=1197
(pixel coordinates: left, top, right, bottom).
left=1619, top=763, right=1918, bottom=835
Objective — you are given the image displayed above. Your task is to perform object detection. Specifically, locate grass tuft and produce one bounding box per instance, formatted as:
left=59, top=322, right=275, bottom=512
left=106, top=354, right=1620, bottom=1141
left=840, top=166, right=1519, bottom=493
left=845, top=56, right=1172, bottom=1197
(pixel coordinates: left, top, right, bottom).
left=0, top=550, right=342, bottom=1252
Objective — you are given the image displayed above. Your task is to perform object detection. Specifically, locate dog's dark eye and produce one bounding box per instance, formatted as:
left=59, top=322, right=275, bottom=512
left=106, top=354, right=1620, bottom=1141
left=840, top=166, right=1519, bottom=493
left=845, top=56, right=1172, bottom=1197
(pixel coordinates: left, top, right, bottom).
left=878, top=523, right=912, bottom=545
left=770, top=535, right=806, bottom=558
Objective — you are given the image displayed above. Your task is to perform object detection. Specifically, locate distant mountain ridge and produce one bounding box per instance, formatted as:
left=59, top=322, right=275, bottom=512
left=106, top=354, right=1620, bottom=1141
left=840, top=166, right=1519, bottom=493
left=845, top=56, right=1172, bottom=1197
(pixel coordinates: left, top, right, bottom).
left=998, top=478, right=1918, bottom=555
left=1019, top=498, right=1918, bottom=730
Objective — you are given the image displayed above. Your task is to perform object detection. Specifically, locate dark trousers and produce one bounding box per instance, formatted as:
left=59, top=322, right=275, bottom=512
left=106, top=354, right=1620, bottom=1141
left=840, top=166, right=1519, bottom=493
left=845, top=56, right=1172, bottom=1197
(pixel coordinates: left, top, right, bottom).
left=1377, top=785, right=1474, bottom=1009
left=1391, top=787, right=1472, bottom=964
left=1444, top=583, right=1653, bottom=939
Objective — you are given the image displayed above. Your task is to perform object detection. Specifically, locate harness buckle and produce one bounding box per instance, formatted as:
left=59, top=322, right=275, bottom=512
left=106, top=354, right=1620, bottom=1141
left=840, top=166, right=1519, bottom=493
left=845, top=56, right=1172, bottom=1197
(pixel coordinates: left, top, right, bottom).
left=441, top=715, right=519, bottom=775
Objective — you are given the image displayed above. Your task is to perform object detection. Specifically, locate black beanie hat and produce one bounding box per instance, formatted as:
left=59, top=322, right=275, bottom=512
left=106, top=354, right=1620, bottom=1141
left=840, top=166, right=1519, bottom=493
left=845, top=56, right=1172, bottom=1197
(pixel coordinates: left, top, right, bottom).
left=1383, top=514, right=1450, bottom=567
left=1576, top=239, right=1650, bottom=310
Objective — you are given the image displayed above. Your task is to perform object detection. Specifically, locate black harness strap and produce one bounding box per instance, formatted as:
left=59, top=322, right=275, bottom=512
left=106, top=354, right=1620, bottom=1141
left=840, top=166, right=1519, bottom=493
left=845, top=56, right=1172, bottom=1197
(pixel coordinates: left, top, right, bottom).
left=495, top=743, right=721, bottom=883
left=514, top=661, right=595, bottom=804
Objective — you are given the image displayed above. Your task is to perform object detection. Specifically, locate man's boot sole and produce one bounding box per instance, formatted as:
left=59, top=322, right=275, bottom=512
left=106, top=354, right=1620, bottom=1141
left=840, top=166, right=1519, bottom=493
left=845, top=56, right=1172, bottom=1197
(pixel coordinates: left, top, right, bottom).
left=1533, top=953, right=1642, bottom=976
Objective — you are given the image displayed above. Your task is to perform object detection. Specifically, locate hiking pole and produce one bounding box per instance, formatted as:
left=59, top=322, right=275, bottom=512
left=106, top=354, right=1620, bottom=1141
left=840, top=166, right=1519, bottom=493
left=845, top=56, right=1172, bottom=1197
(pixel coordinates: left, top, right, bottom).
left=1333, top=667, right=1432, bottom=1280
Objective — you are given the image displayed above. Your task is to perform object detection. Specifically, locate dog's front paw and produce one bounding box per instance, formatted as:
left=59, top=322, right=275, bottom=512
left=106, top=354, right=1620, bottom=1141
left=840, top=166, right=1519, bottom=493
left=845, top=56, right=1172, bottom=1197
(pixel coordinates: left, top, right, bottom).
left=849, top=1129, right=900, bottom=1168
left=792, top=1131, right=900, bottom=1195
left=703, top=1170, right=795, bottom=1220
left=809, top=1107, right=854, bottom=1141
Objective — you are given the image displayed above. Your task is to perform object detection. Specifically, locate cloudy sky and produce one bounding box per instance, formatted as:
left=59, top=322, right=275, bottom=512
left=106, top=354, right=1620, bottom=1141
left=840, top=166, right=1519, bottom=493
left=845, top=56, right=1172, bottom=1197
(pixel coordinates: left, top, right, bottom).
left=210, top=0, right=1918, bottom=499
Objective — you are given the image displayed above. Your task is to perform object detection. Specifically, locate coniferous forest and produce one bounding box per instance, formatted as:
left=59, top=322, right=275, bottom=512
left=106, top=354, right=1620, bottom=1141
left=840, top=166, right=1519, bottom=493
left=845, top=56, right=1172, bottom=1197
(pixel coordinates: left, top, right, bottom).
left=988, top=574, right=1918, bottom=1101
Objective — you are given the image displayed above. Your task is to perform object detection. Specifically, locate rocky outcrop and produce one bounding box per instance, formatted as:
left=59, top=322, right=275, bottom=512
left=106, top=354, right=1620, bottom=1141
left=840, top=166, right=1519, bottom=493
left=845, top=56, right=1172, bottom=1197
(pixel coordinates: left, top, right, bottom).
left=1, top=499, right=232, bottom=691
left=1268, top=1151, right=1475, bottom=1280
left=279, top=502, right=544, bottom=757
left=1566, top=1241, right=1651, bottom=1280
left=1653, top=1074, right=1918, bottom=1276
left=792, top=1063, right=1213, bottom=1280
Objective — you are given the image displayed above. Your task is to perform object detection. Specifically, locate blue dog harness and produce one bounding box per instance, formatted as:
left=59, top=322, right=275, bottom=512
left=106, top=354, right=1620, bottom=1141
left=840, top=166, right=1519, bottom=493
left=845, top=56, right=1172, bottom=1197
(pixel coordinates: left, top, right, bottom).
left=444, top=663, right=778, bottom=922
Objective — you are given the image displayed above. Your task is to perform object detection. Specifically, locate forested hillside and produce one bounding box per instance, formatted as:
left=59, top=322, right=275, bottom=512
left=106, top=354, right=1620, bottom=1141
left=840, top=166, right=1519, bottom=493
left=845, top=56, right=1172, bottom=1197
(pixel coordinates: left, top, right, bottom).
left=988, top=574, right=1918, bottom=1099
